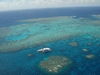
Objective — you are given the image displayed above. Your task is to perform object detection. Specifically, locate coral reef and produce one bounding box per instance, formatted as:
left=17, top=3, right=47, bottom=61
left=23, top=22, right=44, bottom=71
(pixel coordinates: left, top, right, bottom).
left=0, top=16, right=100, bottom=52
left=87, top=43, right=92, bottom=45
left=28, top=54, right=33, bottom=57
left=69, top=42, right=78, bottom=47
left=83, top=49, right=88, bottom=52
left=86, top=54, right=95, bottom=59
left=40, top=56, right=72, bottom=73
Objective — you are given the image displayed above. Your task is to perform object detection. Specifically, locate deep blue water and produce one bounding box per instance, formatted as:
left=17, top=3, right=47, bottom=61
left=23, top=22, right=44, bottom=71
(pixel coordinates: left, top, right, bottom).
left=0, top=7, right=100, bottom=75
left=0, top=7, right=100, bottom=27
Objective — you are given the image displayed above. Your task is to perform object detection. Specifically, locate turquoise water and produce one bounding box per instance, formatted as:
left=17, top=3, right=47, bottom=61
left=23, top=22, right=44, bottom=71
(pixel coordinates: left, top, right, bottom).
left=0, top=34, right=100, bottom=75
left=0, top=13, right=100, bottom=75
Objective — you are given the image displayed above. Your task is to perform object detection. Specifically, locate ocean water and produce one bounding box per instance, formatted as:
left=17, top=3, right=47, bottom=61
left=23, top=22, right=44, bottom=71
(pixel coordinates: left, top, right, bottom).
left=0, top=7, right=100, bottom=75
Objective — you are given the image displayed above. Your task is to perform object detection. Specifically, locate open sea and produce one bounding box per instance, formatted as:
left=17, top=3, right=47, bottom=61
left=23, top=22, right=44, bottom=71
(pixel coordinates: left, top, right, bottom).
left=0, top=7, right=100, bottom=75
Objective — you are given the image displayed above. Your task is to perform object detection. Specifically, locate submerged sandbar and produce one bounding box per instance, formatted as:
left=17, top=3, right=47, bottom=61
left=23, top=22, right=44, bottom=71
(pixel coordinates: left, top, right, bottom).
left=0, top=16, right=100, bottom=52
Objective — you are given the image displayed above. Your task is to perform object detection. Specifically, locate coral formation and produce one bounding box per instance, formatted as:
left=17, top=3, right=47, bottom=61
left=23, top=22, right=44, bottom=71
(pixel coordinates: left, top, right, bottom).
left=83, top=49, right=88, bottom=52
left=69, top=42, right=78, bottom=47
left=0, top=16, right=100, bottom=52
left=86, top=54, right=95, bottom=59
left=40, top=56, right=72, bottom=73
left=28, top=54, right=33, bottom=57
left=87, top=43, right=92, bottom=45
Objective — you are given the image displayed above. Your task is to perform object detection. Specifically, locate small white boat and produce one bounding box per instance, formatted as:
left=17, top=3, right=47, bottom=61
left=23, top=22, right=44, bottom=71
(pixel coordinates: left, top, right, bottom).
left=37, top=48, right=51, bottom=53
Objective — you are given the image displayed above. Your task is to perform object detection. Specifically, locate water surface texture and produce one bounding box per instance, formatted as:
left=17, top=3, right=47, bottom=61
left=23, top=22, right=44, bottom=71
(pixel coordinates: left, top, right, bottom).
left=0, top=7, right=100, bottom=75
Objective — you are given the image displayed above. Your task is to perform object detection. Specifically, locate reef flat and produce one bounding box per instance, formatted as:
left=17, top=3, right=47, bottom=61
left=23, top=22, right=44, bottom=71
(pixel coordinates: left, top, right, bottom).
left=0, top=15, right=100, bottom=52
left=39, top=56, right=72, bottom=73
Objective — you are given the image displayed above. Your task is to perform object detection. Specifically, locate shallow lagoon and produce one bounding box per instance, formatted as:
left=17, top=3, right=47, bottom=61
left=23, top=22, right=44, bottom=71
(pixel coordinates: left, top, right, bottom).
left=0, top=15, right=100, bottom=75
